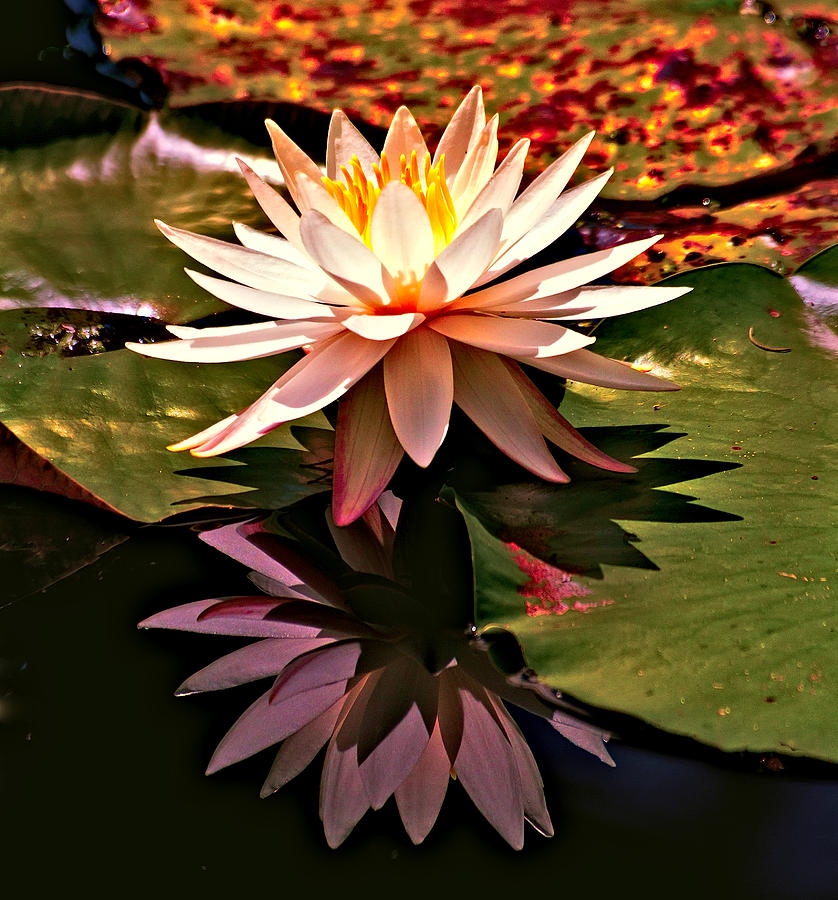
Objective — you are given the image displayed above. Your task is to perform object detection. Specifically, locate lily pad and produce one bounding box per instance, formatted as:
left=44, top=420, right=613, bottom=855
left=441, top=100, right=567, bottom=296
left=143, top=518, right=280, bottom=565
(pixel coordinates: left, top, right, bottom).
left=455, top=260, right=838, bottom=761
left=0, top=90, right=278, bottom=323
left=0, top=307, right=330, bottom=521
left=94, top=0, right=838, bottom=198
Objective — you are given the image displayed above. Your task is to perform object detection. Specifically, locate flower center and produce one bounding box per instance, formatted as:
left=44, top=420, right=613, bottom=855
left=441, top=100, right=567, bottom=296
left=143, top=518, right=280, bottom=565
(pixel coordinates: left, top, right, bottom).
left=322, top=150, right=458, bottom=255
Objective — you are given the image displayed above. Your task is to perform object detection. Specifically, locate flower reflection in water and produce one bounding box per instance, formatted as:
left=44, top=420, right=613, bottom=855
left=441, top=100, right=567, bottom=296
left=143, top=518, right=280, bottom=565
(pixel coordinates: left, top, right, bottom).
left=140, top=494, right=612, bottom=848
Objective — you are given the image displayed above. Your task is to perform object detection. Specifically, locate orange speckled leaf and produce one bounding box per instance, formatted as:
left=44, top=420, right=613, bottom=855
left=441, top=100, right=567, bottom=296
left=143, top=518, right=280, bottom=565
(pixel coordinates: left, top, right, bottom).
left=95, top=0, right=838, bottom=199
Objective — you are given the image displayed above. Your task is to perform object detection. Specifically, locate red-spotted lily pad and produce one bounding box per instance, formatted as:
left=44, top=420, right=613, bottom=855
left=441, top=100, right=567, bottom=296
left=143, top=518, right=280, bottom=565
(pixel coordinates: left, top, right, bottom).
left=95, top=0, right=838, bottom=198
left=453, top=258, right=838, bottom=761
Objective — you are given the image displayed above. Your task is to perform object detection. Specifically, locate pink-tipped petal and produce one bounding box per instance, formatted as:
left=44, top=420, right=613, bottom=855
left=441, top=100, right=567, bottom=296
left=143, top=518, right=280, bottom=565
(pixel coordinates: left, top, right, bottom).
left=264, top=118, right=326, bottom=209
left=383, top=327, right=453, bottom=467
left=269, top=640, right=363, bottom=705
left=382, top=106, right=429, bottom=176
left=333, top=365, right=404, bottom=526
left=464, top=235, right=664, bottom=310
left=300, top=210, right=393, bottom=308
left=325, top=509, right=393, bottom=579
left=356, top=656, right=438, bottom=809
left=369, top=182, right=435, bottom=282
left=502, top=359, right=636, bottom=472
left=125, top=320, right=342, bottom=364
left=394, top=722, right=451, bottom=844
left=550, top=710, right=615, bottom=766
left=459, top=138, right=529, bottom=230
left=477, top=169, right=613, bottom=285
left=326, top=109, right=380, bottom=180
left=429, top=313, right=593, bottom=359
left=189, top=331, right=395, bottom=458
left=419, top=209, right=503, bottom=311
left=489, top=695, right=553, bottom=838
left=320, top=680, right=373, bottom=847
left=176, top=637, right=335, bottom=695
left=155, top=219, right=332, bottom=297
left=207, top=681, right=349, bottom=774
left=138, top=598, right=326, bottom=639
left=236, top=158, right=306, bottom=253
left=260, top=697, right=345, bottom=797
left=340, top=311, right=425, bottom=340
left=449, top=342, right=568, bottom=482
left=432, top=85, right=486, bottom=181
left=448, top=670, right=525, bottom=850
left=519, top=348, right=679, bottom=391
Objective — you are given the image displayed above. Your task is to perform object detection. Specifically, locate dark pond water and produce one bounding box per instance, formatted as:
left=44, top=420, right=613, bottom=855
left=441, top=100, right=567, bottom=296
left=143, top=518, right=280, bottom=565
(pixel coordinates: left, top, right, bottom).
left=1, top=485, right=837, bottom=898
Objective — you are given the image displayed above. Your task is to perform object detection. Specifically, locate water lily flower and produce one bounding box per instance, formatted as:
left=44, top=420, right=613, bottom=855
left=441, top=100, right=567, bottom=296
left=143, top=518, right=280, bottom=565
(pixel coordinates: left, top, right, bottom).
left=140, top=501, right=613, bottom=848
left=127, top=86, right=689, bottom=524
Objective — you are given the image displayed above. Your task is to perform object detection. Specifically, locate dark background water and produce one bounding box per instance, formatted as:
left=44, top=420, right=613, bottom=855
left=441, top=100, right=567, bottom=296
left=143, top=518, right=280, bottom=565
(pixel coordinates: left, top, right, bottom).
left=2, top=2, right=838, bottom=896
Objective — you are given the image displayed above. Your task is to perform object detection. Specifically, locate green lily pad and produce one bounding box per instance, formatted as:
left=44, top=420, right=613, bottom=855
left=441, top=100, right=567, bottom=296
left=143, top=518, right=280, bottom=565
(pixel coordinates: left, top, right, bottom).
left=455, top=260, right=838, bottom=761
left=0, top=92, right=277, bottom=323
left=0, top=307, right=330, bottom=522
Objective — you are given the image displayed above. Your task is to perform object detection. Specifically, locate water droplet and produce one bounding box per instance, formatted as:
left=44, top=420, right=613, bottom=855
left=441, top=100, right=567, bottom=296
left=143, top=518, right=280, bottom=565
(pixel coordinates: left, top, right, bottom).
left=701, top=197, right=711, bottom=206
left=763, top=11, right=777, bottom=24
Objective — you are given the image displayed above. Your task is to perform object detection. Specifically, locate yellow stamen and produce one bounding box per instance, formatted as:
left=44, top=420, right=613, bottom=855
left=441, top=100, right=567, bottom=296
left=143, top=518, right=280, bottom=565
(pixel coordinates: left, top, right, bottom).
left=321, top=150, right=458, bottom=254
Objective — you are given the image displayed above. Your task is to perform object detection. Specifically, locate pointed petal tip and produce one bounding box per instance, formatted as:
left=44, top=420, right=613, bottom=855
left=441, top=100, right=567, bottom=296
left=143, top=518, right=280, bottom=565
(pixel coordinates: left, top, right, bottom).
left=259, top=784, right=278, bottom=799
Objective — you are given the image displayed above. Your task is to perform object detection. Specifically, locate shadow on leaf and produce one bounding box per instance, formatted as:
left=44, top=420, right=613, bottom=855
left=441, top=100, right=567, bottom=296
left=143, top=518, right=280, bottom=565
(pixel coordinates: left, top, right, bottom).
left=172, top=436, right=332, bottom=511
left=449, top=424, right=741, bottom=579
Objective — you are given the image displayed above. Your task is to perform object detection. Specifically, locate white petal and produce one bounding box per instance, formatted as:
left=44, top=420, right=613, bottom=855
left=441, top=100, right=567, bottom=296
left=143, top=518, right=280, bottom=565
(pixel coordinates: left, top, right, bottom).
left=428, top=313, right=593, bottom=358
left=382, top=106, right=429, bottom=178
left=418, top=208, right=503, bottom=310
left=383, top=326, right=453, bottom=467
left=463, top=235, right=664, bottom=310
left=333, top=364, right=404, bottom=526
left=165, top=414, right=237, bottom=453
left=369, top=182, right=435, bottom=282
left=496, top=130, right=594, bottom=253
left=449, top=342, right=568, bottom=482
left=300, top=210, right=393, bottom=308
left=184, top=269, right=347, bottom=319
left=236, top=158, right=307, bottom=254
left=187, top=331, right=395, bottom=457
left=155, top=219, right=333, bottom=297
left=232, top=221, right=318, bottom=270
left=326, top=109, right=380, bottom=180
left=450, top=114, right=499, bottom=217
left=265, top=118, right=326, bottom=209
left=494, top=284, right=692, bottom=319
left=341, top=312, right=424, bottom=340
left=519, top=347, right=679, bottom=391
left=126, top=320, right=341, bottom=364
left=476, top=169, right=613, bottom=286
left=293, top=172, right=359, bottom=237
left=432, top=85, right=486, bottom=181
left=458, top=138, right=529, bottom=231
